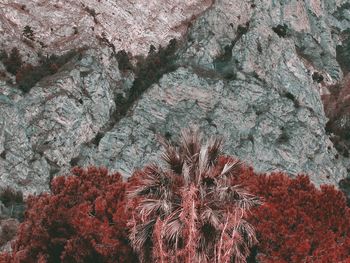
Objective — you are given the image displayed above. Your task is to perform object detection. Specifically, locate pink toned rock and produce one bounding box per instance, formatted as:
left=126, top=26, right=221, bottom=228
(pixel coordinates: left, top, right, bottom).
left=0, top=0, right=213, bottom=61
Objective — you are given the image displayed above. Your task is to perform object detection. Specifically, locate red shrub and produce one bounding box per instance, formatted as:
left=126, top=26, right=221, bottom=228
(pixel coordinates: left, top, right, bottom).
left=15, top=64, right=34, bottom=84
left=234, top=171, right=350, bottom=262
left=1, top=128, right=349, bottom=263
left=0, top=219, right=19, bottom=248
left=1, top=48, right=23, bottom=75
left=0, top=167, right=138, bottom=263
left=322, top=74, right=350, bottom=157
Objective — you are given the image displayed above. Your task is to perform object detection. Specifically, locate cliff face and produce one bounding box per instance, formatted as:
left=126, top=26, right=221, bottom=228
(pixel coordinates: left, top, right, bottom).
left=0, top=0, right=212, bottom=61
left=0, top=0, right=350, bottom=195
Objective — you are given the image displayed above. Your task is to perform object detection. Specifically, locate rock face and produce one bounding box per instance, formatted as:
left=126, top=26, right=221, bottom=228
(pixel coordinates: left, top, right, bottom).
left=1, top=0, right=350, bottom=195
left=0, top=0, right=212, bottom=62
left=80, top=66, right=342, bottom=186
left=0, top=48, right=121, bottom=194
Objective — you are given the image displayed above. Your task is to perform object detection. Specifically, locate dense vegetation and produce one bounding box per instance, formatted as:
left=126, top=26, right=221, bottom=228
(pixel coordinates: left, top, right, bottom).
left=0, top=187, right=25, bottom=250
left=115, top=39, right=178, bottom=117
left=1, top=129, right=350, bottom=262
left=322, top=76, right=350, bottom=158
left=232, top=171, right=350, bottom=262
left=0, top=167, right=137, bottom=263
left=0, top=48, right=79, bottom=92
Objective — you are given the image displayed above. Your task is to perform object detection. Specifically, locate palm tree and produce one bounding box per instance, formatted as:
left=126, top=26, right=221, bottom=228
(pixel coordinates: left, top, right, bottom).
left=128, top=127, right=261, bottom=263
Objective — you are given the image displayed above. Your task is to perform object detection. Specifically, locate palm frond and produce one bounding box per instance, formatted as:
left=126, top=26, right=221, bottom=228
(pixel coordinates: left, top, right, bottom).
left=161, top=144, right=183, bottom=174
left=180, top=127, right=202, bottom=160
left=215, top=184, right=261, bottom=212
left=220, top=160, right=242, bottom=177
left=163, top=208, right=183, bottom=246
left=129, top=219, right=156, bottom=252
left=199, top=146, right=209, bottom=176
left=230, top=186, right=262, bottom=211
left=207, top=136, right=223, bottom=165
left=128, top=165, right=172, bottom=199
left=201, top=207, right=221, bottom=229
left=139, top=199, right=173, bottom=219
left=237, top=219, right=258, bottom=248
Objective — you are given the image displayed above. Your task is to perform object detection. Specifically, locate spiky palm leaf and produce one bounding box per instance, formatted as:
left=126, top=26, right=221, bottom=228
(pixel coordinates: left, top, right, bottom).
left=128, top=127, right=261, bottom=263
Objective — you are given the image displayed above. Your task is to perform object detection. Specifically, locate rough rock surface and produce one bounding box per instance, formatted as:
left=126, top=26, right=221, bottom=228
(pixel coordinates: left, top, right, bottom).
left=0, top=0, right=212, bottom=62
left=80, top=0, right=350, bottom=186
left=80, top=66, right=342, bottom=186
left=0, top=48, right=121, bottom=194
left=1, top=0, right=350, bottom=195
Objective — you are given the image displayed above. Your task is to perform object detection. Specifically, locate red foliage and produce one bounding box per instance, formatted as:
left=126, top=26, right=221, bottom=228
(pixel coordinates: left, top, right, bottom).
left=0, top=219, right=19, bottom=247
left=234, top=170, right=350, bottom=262
left=1, top=48, right=23, bottom=75
left=322, top=74, right=350, bottom=157
left=15, top=64, right=34, bottom=83
left=0, top=128, right=348, bottom=263
left=0, top=167, right=138, bottom=263
left=0, top=253, right=12, bottom=263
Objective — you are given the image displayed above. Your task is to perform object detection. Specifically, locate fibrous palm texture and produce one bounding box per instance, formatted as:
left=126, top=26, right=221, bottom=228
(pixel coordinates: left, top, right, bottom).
left=128, top=127, right=261, bottom=263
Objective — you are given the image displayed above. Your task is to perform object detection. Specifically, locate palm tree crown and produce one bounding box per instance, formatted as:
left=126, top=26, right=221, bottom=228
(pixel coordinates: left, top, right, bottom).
left=128, top=127, right=261, bottom=263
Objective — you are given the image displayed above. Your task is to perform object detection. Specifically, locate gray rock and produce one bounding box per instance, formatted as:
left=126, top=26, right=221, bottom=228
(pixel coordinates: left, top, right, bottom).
left=0, top=49, right=121, bottom=195
left=1, top=0, right=350, bottom=196
left=81, top=66, right=344, bottom=186
left=78, top=0, right=350, bottom=186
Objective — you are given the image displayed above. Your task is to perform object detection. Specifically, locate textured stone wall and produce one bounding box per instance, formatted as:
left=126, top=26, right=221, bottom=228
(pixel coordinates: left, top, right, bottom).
left=1, top=0, right=350, bottom=195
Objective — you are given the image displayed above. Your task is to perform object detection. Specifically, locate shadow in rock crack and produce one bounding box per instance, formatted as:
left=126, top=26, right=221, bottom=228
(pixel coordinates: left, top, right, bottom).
left=67, top=39, right=182, bottom=170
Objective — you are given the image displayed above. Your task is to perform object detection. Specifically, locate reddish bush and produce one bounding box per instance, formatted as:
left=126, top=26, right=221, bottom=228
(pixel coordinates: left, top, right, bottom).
left=322, top=74, right=350, bottom=157
left=1, top=167, right=137, bottom=263
left=233, top=171, right=350, bottom=262
left=0, top=187, right=23, bottom=208
left=1, top=128, right=349, bottom=263
left=15, top=64, right=34, bottom=83
left=1, top=48, right=23, bottom=75
left=0, top=219, right=19, bottom=247
left=0, top=186, right=25, bottom=222
left=15, top=50, right=78, bottom=93
left=128, top=128, right=261, bottom=263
